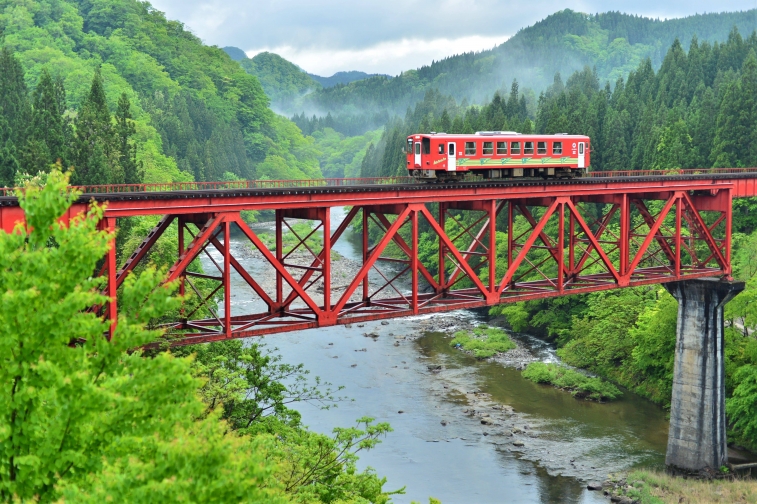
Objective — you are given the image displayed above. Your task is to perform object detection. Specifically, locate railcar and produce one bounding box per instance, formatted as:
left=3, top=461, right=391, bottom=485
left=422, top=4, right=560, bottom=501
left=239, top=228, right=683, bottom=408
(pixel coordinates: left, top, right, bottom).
left=405, top=131, right=590, bottom=181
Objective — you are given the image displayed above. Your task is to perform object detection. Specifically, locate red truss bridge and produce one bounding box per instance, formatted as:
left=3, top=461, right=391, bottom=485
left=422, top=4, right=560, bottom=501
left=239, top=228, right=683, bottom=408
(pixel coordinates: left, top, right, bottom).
left=2, top=168, right=757, bottom=346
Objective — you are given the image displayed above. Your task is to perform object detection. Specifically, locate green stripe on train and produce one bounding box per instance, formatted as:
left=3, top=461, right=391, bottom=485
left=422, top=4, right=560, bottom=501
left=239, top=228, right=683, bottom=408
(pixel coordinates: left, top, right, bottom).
left=455, top=157, right=579, bottom=167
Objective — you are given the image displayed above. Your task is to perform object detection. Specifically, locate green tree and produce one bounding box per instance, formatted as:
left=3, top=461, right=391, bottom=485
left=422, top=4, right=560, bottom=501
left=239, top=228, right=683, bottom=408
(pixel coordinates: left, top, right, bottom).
left=0, top=48, right=29, bottom=186
left=71, top=68, right=122, bottom=185
left=23, top=69, right=71, bottom=174
left=0, top=169, right=285, bottom=502
left=712, top=51, right=757, bottom=168
left=0, top=116, right=20, bottom=187
left=114, top=92, right=141, bottom=184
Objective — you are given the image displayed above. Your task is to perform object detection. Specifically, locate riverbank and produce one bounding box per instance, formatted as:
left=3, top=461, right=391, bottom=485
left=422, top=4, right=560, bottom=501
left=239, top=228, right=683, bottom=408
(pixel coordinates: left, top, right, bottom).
left=602, top=469, right=757, bottom=503
left=402, top=312, right=666, bottom=486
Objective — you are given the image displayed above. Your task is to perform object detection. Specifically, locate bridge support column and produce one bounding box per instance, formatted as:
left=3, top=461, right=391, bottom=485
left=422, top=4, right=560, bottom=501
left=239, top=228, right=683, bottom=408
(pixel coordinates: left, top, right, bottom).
left=663, top=278, right=744, bottom=471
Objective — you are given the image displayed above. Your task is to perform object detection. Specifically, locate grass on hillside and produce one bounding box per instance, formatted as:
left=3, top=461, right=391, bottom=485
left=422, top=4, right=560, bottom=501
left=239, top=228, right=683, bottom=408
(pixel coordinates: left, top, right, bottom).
left=449, top=326, right=516, bottom=359
left=617, top=470, right=757, bottom=503
left=522, top=362, right=622, bottom=402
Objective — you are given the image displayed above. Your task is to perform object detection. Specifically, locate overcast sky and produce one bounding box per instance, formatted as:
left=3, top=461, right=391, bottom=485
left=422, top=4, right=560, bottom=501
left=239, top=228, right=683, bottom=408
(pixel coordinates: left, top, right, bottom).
left=149, top=0, right=757, bottom=76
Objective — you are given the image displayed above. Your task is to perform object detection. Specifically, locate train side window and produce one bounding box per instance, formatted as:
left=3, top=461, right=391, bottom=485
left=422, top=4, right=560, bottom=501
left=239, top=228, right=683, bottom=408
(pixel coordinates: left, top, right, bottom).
left=438, top=144, right=444, bottom=154
left=407, top=139, right=413, bottom=153
left=496, top=141, right=507, bottom=155
left=537, top=141, right=547, bottom=155
left=511, top=142, right=521, bottom=155
left=524, top=141, right=534, bottom=155
left=449, top=143, right=455, bottom=155
left=422, top=137, right=431, bottom=154
left=553, top=141, right=562, bottom=155
left=465, top=142, right=476, bottom=155
left=483, top=141, right=493, bottom=155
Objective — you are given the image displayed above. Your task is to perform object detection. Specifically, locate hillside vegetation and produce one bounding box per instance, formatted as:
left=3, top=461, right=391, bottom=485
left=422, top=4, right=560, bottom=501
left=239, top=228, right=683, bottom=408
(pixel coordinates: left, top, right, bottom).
left=0, top=0, right=322, bottom=184
left=238, top=51, right=322, bottom=106
left=281, top=9, right=757, bottom=134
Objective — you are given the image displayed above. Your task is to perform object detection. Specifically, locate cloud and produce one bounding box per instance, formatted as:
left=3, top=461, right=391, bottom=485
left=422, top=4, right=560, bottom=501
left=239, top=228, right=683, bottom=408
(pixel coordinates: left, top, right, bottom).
left=248, top=35, right=509, bottom=76
left=148, top=0, right=757, bottom=74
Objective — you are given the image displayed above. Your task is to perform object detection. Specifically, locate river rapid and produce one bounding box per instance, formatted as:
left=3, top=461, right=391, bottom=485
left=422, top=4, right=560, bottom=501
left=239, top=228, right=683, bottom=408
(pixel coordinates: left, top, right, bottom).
left=199, top=208, right=669, bottom=504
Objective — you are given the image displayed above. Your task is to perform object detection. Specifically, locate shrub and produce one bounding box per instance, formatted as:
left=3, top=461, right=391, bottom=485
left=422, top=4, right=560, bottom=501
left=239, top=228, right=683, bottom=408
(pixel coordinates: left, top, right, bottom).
left=522, top=362, right=622, bottom=401
left=449, top=326, right=516, bottom=359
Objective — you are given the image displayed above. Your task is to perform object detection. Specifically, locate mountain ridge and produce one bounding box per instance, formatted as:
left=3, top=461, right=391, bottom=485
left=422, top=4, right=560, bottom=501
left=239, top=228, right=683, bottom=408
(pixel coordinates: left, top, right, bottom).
left=292, top=9, right=757, bottom=120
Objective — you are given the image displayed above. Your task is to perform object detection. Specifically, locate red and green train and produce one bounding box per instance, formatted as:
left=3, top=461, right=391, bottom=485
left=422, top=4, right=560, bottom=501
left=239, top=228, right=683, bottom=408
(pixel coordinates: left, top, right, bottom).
left=406, top=131, right=590, bottom=181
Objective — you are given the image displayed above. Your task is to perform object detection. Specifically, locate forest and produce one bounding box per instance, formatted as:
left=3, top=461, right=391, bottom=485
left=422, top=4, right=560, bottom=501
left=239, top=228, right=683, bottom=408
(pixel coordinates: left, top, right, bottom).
left=0, top=0, right=323, bottom=186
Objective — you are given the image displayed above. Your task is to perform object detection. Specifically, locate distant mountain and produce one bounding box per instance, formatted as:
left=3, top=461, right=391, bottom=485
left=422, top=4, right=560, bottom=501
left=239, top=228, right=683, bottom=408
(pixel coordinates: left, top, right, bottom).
left=222, top=46, right=248, bottom=61
left=307, top=71, right=390, bottom=88
left=237, top=51, right=321, bottom=105
left=301, top=9, right=757, bottom=117
left=225, top=49, right=385, bottom=108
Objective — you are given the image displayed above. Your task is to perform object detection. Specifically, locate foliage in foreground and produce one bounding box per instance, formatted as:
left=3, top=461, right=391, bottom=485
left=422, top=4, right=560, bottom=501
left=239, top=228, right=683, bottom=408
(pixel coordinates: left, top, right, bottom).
left=522, top=362, right=623, bottom=402
left=450, top=325, right=516, bottom=359
left=0, top=170, right=285, bottom=502
left=618, top=470, right=757, bottom=503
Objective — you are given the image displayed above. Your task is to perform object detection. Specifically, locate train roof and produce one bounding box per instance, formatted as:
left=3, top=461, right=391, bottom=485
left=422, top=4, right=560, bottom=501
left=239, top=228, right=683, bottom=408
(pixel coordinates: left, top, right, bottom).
left=408, top=132, right=589, bottom=139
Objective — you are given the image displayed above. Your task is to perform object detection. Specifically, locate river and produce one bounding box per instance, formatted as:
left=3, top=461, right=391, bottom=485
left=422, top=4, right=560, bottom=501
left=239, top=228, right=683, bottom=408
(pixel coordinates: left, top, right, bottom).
left=199, top=208, right=669, bottom=504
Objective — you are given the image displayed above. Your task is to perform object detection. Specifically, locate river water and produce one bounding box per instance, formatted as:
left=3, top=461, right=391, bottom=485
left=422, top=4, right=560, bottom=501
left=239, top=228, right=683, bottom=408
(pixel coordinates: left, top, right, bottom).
left=199, top=208, right=669, bottom=504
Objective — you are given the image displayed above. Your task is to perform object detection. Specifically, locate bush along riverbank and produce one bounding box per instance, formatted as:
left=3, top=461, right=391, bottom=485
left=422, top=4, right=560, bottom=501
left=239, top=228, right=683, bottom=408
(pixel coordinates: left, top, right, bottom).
left=449, top=326, right=516, bottom=358
left=522, top=362, right=623, bottom=402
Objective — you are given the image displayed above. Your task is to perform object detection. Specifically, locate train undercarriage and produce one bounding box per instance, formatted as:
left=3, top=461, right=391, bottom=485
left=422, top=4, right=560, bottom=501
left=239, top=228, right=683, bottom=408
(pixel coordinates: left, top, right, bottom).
left=410, top=166, right=586, bottom=182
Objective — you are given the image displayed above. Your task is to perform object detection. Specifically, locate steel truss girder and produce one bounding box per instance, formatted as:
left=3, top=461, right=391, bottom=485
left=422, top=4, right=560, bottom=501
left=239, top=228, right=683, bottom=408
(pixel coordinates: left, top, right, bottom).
left=93, top=188, right=733, bottom=346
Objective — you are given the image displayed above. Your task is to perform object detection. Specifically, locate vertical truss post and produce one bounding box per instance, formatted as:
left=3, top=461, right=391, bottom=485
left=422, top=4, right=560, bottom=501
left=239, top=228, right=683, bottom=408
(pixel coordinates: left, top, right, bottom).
left=726, top=190, right=733, bottom=277
left=323, top=207, right=331, bottom=311
left=321, top=207, right=334, bottom=323
left=106, top=217, right=117, bottom=340
left=223, top=220, right=231, bottom=338
left=507, top=201, right=514, bottom=270
left=178, top=216, right=185, bottom=298
left=362, top=208, right=369, bottom=302
left=488, top=199, right=497, bottom=299
left=675, top=198, right=682, bottom=278
left=568, top=207, right=575, bottom=276
left=558, top=202, right=565, bottom=294
left=411, top=207, right=419, bottom=314
left=275, top=210, right=283, bottom=312
left=439, top=202, right=446, bottom=292
left=620, top=194, right=630, bottom=278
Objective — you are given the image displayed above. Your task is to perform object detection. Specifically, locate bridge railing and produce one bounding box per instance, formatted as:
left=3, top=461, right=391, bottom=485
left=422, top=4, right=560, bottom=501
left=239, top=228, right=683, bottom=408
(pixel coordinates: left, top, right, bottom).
left=0, top=176, right=417, bottom=196
left=586, top=167, right=757, bottom=178
left=4, top=168, right=757, bottom=196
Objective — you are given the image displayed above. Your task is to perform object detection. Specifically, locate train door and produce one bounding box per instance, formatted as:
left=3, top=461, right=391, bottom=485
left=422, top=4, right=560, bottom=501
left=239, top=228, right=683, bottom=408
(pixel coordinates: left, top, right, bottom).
left=578, top=142, right=585, bottom=168
left=448, top=142, right=456, bottom=171
left=414, top=141, right=421, bottom=167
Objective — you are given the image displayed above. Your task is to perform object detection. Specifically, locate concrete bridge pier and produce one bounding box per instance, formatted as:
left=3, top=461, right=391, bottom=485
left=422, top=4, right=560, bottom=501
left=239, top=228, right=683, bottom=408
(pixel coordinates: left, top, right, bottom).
left=663, top=278, right=744, bottom=471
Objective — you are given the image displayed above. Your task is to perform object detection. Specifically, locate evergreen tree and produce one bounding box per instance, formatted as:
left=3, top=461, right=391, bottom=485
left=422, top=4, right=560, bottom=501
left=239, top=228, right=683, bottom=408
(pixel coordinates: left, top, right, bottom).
left=712, top=51, right=757, bottom=167
left=0, top=48, right=30, bottom=185
left=114, top=93, right=141, bottom=184
left=71, top=68, right=122, bottom=185
left=602, top=109, right=629, bottom=171
left=23, top=69, right=70, bottom=174
left=0, top=116, right=20, bottom=187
